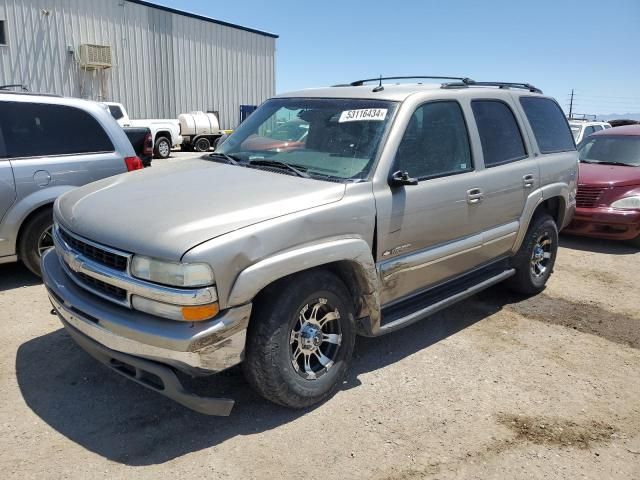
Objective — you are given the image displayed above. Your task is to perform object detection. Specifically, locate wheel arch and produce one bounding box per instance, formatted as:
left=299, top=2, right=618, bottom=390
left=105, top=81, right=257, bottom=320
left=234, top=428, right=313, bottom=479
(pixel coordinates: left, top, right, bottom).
left=226, top=238, right=380, bottom=327
left=3, top=186, right=75, bottom=257
left=513, top=183, right=570, bottom=253
left=154, top=130, right=172, bottom=144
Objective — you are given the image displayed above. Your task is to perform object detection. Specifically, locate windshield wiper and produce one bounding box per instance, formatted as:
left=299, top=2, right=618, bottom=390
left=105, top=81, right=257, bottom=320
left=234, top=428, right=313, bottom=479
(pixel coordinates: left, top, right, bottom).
left=248, top=159, right=310, bottom=178
left=207, top=152, right=241, bottom=166
left=581, top=159, right=635, bottom=166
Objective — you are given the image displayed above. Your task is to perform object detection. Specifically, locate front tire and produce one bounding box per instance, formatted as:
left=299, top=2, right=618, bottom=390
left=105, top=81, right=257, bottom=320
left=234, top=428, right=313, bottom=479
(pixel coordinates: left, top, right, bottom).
left=243, top=270, right=356, bottom=409
left=18, top=208, right=54, bottom=277
left=508, top=214, right=558, bottom=295
left=154, top=136, right=171, bottom=159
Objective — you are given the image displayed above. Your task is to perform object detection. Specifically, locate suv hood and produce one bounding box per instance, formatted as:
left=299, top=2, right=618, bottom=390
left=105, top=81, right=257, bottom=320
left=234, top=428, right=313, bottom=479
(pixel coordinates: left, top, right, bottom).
left=579, top=162, right=640, bottom=187
left=55, top=159, right=346, bottom=260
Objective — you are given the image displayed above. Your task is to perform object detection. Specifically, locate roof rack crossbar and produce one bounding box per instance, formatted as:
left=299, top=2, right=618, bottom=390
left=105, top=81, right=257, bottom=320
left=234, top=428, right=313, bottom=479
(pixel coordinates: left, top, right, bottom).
left=342, top=76, right=475, bottom=87
left=0, top=84, right=29, bottom=92
left=442, top=81, right=542, bottom=94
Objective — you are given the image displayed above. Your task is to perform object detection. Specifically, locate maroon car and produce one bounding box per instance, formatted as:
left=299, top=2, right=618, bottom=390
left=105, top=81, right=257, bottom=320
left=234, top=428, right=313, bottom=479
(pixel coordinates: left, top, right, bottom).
left=564, top=125, right=640, bottom=246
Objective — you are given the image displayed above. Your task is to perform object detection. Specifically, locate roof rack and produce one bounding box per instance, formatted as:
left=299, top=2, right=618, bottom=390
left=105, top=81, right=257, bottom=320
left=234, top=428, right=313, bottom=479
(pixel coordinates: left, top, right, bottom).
left=0, top=84, right=29, bottom=92
left=567, top=113, right=597, bottom=121
left=333, top=76, right=475, bottom=87
left=442, top=81, right=542, bottom=94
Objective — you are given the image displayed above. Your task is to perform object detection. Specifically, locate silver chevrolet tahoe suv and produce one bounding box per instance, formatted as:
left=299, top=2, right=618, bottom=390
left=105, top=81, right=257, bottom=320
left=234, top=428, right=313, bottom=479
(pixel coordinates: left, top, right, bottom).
left=42, top=77, right=578, bottom=415
left=0, top=91, right=140, bottom=276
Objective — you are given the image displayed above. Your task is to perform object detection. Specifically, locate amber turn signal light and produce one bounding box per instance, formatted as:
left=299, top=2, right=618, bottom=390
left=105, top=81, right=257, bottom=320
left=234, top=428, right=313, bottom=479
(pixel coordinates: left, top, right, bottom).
left=181, top=302, right=220, bottom=321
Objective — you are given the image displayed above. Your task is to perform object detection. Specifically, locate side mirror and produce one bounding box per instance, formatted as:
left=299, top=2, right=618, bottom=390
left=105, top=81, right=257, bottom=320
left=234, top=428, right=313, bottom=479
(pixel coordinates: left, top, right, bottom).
left=389, top=170, right=418, bottom=187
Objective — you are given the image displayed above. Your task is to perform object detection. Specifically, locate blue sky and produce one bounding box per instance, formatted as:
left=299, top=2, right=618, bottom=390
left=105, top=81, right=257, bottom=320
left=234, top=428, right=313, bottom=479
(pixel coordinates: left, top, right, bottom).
left=159, top=0, right=640, bottom=115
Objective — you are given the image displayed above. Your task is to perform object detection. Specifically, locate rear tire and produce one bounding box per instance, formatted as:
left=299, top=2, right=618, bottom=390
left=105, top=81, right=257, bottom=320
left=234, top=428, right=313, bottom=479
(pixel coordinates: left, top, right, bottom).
left=18, top=208, right=54, bottom=277
left=154, top=136, right=171, bottom=159
left=507, top=214, right=558, bottom=295
left=243, top=270, right=356, bottom=409
left=194, top=137, right=211, bottom=152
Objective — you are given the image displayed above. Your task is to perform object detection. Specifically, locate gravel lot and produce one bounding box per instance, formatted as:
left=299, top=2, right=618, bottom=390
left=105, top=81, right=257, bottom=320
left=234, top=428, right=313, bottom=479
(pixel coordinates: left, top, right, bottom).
left=1, top=219, right=639, bottom=478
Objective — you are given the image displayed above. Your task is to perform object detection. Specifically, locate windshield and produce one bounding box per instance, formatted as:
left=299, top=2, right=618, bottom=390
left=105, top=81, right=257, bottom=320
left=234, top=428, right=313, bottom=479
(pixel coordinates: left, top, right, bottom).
left=570, top=125, right=581, bottom=141
left=216, top=98, right=397, bottom=181
left=579, top=136, right=640, bottom=166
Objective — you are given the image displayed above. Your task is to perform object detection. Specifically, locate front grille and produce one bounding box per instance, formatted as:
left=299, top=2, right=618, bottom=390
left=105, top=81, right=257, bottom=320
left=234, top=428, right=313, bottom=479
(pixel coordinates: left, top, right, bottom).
left=76, top=272, right=127, bottom=301
left=59, top=228, right=128, bottom=271
left=576, top=185, right=606, bottom=208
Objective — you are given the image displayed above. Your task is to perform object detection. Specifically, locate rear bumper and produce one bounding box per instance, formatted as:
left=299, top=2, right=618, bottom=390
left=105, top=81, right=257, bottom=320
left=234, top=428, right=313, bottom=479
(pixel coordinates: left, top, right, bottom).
left=564, top=206, right=640, bottom=240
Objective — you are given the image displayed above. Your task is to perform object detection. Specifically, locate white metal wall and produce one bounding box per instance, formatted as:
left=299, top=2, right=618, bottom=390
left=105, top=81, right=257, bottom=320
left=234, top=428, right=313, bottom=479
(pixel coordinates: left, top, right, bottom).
left=0, top=0, right=276, bottom=128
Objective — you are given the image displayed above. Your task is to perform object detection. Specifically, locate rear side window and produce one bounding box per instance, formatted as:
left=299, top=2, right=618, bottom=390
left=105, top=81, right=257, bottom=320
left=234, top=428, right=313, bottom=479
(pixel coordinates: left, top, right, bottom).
left=471, top=100, right=527, bottom=167
left=582, top=126, right=596, bottom=139
left=395, top=101, right=472, bottom=180
left=108, top=105, right=124, bottom=120
left=0, top=102, right=113, bottom=158
left=520, top=97, right=575, bottom=153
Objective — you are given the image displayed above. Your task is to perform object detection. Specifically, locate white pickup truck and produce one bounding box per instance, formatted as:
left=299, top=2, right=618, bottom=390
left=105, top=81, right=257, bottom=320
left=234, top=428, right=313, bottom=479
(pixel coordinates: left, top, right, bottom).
left=103, top=102, right=182, bottom=159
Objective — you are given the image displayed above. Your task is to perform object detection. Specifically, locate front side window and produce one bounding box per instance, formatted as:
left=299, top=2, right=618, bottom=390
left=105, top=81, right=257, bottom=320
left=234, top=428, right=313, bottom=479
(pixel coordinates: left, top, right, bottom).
left=471, top=100, right=527, bottom=167
left=217, top=98, right=397, bottom=181
left=394, top=101, right=472, bottom=180
left=579, top=136, right=640, bottom=167
left=519, top=97, right=575, bottom=153
left=0, top=102, right=113, bottom=158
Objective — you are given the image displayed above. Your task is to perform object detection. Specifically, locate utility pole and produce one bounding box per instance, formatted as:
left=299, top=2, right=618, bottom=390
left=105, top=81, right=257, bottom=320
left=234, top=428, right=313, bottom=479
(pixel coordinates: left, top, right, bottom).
left=568, top=89, right=574, bottom=118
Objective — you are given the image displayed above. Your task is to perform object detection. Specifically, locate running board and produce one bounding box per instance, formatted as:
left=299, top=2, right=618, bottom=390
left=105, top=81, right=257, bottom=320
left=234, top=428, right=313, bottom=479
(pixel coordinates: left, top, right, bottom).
left=377, top=268, right=515, bottom=335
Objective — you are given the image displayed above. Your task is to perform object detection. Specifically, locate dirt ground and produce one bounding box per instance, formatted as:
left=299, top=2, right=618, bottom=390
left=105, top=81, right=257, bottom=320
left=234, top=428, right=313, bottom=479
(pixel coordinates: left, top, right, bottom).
left=0, top=235, right=639, bottom=479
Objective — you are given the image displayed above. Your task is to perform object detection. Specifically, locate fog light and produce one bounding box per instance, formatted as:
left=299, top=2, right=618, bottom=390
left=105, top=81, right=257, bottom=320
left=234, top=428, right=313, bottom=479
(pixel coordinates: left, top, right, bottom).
left=132, top=295, right=219, bottom=322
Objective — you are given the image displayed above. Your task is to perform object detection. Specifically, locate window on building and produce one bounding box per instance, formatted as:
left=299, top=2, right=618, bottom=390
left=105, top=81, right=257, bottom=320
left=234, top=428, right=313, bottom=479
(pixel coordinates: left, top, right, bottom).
left=0, top=21, right=6, bottom=46
left=395, top=101, right=473, bottom=180
left=519, top=97, right=576, bottom=153
left=0, top=102, right=114, bottom=158
left=471, top=100, right=527, bottom=167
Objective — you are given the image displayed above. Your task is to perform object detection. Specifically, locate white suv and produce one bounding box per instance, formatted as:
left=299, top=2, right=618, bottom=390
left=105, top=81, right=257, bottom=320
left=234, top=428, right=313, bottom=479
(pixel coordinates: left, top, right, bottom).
left=568, top=119, right=611, bottom=144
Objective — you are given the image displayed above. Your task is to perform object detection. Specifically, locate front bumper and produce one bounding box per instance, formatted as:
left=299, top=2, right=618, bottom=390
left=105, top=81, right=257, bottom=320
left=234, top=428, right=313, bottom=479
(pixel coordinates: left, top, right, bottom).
left=564, top=206, right=640, bottom=240
left=42, top=248, right=252, bottom=414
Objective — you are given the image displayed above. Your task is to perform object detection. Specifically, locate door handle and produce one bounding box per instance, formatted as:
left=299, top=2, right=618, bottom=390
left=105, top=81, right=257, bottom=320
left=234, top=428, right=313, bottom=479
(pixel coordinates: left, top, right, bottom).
left=523, top=174, right=535, bottom=189
left=466, top=188, right=484, bottom=204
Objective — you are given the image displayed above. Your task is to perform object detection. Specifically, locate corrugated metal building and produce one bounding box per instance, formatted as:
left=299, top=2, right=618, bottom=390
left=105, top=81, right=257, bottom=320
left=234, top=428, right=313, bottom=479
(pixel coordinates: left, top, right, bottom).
left=0, top=0, right=277, bottom=128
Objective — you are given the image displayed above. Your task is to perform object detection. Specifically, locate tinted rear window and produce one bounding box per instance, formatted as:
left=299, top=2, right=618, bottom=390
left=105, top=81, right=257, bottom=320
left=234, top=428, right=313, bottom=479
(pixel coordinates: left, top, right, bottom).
left=108, top=105, right=124, bottom=120
left=0, top=102, right=113, bottom=158
left=471, top=100, right=527, bottom=167
left=519, top=97, right=575, bottom=153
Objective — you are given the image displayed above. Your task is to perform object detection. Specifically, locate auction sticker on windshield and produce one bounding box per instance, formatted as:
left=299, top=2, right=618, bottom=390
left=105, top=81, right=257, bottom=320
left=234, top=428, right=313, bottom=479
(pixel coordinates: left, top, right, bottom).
left=339, top=108, right=388, bottom=123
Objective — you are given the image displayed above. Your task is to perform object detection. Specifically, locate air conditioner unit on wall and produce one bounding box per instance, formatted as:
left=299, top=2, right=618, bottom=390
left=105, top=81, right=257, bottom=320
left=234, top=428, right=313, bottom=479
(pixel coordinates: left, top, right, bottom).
left=78, top=44, right=112, bottom=70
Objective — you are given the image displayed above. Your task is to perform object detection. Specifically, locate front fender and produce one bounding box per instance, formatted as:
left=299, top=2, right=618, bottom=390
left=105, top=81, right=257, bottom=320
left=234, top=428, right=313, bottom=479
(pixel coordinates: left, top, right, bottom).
left=0, top=185, right=77, bottom=257
left=227, top=237, right=378, bottom=308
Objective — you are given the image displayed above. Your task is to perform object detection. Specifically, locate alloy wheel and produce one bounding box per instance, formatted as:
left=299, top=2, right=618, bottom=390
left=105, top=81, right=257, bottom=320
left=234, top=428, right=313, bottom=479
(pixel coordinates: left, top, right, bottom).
left=530, top=232, right=553, bottom=278
left=290, top=298, right=342, bottom=380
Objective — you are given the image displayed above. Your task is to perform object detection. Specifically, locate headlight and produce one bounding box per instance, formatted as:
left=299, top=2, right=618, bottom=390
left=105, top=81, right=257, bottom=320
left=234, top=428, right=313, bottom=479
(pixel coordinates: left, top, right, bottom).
left=611, top=196, right=640, bottom=210
left=130, top=256, right=214, bottom=287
